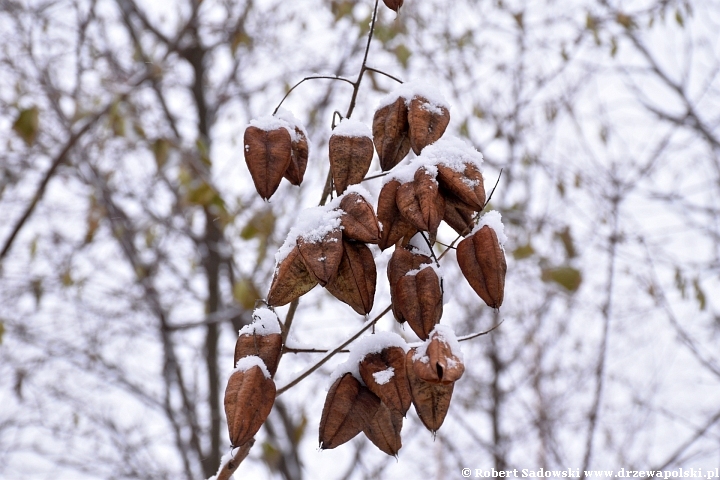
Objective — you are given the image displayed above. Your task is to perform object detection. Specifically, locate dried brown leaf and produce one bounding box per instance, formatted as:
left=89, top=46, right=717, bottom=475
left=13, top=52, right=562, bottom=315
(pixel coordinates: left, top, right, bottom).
left=244, top=126, right=292, bottom=200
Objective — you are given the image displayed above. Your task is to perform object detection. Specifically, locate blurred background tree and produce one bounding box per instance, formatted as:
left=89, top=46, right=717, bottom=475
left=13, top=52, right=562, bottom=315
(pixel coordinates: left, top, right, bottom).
left=1, top=0, right=718, bottom=479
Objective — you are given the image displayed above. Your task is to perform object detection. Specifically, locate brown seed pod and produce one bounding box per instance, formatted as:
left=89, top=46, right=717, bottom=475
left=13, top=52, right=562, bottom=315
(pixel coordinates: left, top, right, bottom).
left=413, top=167, right=445, bottom=242
left=339, top=192, right=381, bottom=244
left=387, top=247, right=433, bottom=324
left=283, top=127, right=309, bottom=186
left=406, top=348, right=454, bottom=433
left=442, top=190, right=475, bottom=236
left=408, top=96, right=450, bottom=155
left=377, top=180, right=418, bottom=250
left=330, top=134, right=374, bottom=195
left=267, top=246, right=319, bottom=307
left=395, top=180, right=427, bottom=232
left=319, top=373, right=381, bottom=450
left=363, top=401, right=403, bottom=456
left=234, top=307, right=283, bottom=376
left=297, top=228, right=344, bottom=287
left=394, top=265, right=443, bottom=340
left=382, top=0, right=403, bottom=12
left=456, top=225, right=507, bottom=308
left=325, top=240, right=377, bottom=315
left=359, top=346, right=412, bottom=416
left=412, top=330, right=465, bottom=385
left=244, top=126, right=292, bottom=200
left=436, top=162, right=486, bottom=211
left=373, top=97, right=411, bottom=171
left=224, top=361, right=276, bottom=447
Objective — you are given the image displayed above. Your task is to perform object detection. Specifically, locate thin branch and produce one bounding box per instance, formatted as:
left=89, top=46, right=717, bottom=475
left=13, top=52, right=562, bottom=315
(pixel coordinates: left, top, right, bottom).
left=345, top=0, right=381, bottom=119
left=653, top=408, right=720, bottom=470
left=275, top=304, right=392, bottom=396
left=362, top=171, right=390, bottom=182
left=281, top=299, right=299, bottom=345
left=213, top=441, right=255, bottom=480
left=283, top=346, right=349, bottom=354
left=364, top=66, right=403, bottom=84
left=482, top=168, right=504, bottom=210
left=0, top=73, right=151, bottom=261
left=580, top=194, right=620, bottom=476
left=272, top=76, right=355, bottom=115
left=419, top=231, right=441, bottom=267
left=457, top=320, right=504, bottom=342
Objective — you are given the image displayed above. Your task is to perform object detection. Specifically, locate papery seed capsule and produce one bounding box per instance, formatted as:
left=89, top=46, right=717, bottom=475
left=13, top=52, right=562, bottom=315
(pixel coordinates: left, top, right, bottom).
left=224, top=358, right=276, bottom=447
left=408, top=96, right=450, bottom=155
left=244, top=126, right=292, bottom=200
left=456, top=224, right=507, bottom=309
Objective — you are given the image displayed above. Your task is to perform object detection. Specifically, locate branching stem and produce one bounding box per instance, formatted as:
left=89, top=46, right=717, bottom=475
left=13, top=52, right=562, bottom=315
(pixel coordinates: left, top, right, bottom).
left=275, top=305, right=391, bottom=396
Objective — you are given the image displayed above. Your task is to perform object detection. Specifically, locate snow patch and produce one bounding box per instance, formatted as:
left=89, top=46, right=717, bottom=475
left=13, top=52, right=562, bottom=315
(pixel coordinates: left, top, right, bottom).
left=382, top=137, right=483, bottom=185
left=239, top=307, right=281, bottom=336
left=373, top=367, right=395, bottom=385
left=333, top=117, right=372, bottom=138
left=376, top=80, right=450, bottom=113
left=419, top=136, right=484, bottom=173
left=329, top=332, right=408, bottom=386
left=233, top=355, right=271, bottom=379
left=248, top=108, right=310, bottom=150
left=471, top=210, right=507, bottom=246
left=274, top=207, right=343, bottom=265
left=412, top=324, right=464, bottom=364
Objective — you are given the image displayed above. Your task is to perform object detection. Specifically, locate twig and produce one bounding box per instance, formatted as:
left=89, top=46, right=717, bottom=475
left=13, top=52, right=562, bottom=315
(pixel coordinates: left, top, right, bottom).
left=319, top=0, right=382, bottom=206
left=213, top=440, right=255, bottom=480
left=283, top=346, right=350, bottom=354
left=419, top=231, right=441, bottom=267
left=272, top=76, right=355, bottom=116
left=362, top=171, right=390, bottom=182
left=282, top=299, right=299, bottom=345
left=275, top=304, right=391, bottom=396
left=364, top=66, right=404, bottom=84
left=482, top=168, right=504, bottom=210
left=457, top=320, right=504, bottom=342
left=345, top=0, right=381, bottom=119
